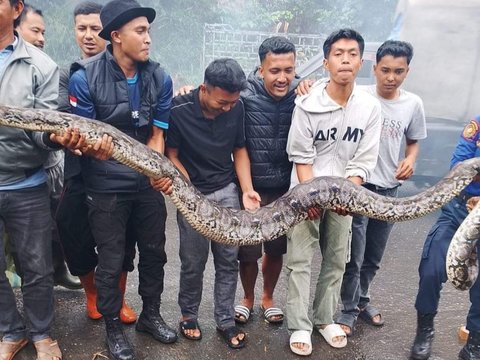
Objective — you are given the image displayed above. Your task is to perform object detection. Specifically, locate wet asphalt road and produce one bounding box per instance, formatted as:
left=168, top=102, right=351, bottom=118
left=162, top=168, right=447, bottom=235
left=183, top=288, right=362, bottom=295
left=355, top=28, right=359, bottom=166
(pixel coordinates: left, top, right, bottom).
left=13, top=180, right=470, bottom=360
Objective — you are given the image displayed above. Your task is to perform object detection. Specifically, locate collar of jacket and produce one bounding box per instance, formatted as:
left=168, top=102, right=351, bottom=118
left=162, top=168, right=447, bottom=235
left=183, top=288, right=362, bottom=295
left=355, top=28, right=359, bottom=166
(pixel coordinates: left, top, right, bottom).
left=9, top=32, right=31, bottom=63
left=104, top=44, right=158, bottom=80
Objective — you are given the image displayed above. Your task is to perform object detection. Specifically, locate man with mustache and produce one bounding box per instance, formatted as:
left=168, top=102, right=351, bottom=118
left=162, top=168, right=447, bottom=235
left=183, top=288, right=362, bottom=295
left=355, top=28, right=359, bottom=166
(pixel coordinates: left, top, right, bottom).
left=68, top=0, right=177, bottom=358
left=56, top=0, right=137, bottom=325
left=235, top=36, right=298, bottom=326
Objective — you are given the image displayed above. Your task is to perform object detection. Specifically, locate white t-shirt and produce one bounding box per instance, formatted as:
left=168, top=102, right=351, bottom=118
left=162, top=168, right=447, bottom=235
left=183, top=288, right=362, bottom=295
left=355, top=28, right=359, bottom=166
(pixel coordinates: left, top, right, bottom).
left=360, top=85, right=427, bottom=188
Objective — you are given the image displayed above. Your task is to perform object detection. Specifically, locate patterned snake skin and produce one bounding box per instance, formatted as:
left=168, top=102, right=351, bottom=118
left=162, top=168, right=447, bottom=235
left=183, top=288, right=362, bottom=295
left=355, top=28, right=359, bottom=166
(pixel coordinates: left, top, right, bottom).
left=0, top=105, right=479, bottom=289
left=446, top=202, right=480, bottom=290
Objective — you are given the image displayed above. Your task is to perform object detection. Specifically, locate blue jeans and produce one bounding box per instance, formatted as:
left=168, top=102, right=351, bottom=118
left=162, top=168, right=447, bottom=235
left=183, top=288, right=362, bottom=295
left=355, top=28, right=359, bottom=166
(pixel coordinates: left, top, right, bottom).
left=415, top=196, right=480, bottom=332
left=177, top=182, right=240, bottom=330
left=0, top=184, right=54, bottom=341
left=341, top=185, right=398, bottom=318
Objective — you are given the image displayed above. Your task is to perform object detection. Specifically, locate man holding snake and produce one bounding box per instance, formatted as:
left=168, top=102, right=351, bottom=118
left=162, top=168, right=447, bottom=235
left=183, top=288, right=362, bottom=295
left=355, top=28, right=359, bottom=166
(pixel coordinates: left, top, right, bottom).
left=410, top=115, right=480, bottom=360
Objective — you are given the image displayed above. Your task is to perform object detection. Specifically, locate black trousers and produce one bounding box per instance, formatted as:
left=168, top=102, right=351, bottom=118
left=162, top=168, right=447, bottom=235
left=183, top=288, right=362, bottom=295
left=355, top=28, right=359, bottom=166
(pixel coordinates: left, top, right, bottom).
left=55, top=175, right=135, bottom=276
left=86, top=187, right=168, bottom=316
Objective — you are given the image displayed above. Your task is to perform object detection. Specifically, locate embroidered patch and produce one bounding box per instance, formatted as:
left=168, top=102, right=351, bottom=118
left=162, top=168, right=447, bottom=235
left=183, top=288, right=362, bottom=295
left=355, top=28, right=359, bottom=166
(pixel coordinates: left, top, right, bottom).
left=463, top=120, right=478, bottom=140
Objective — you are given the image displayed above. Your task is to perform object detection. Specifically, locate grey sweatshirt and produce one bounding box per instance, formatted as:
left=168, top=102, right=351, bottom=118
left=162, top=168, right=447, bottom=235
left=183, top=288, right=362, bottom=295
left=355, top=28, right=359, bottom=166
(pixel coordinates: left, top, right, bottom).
left=287, top=78, right=382, bottom=187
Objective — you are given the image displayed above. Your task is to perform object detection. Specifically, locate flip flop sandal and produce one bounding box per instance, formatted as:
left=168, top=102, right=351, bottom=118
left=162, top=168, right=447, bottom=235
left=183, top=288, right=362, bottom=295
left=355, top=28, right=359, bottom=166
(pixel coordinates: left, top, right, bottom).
left=289, top=330, right=312, bottom=356
left=261, top=306, right=284, bottom=324
left=318, top=323, right=347, bottom=348
left=335, top=313, right=357, bottom=337
left=234, top=305, right=252, bottom=324
left=359, top=304, right=384, bottom=326
left=0, top=338, right=28, bottom=360
left=216, top=326, right=246, bottom=349
left=179, top=319, right=202, bottom=341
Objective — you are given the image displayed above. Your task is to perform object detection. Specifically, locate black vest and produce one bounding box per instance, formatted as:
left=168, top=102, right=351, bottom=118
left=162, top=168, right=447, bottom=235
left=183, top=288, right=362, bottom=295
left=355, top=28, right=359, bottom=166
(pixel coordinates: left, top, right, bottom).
left=242, top=70, right=298, bottom=190
left=71, top=47, right=166, bottom=193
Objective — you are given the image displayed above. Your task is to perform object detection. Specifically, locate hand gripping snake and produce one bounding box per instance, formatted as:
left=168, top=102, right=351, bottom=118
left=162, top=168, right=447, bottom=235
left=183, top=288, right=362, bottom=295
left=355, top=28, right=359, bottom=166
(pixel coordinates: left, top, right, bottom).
left=0, top=105, right=477, bottom=290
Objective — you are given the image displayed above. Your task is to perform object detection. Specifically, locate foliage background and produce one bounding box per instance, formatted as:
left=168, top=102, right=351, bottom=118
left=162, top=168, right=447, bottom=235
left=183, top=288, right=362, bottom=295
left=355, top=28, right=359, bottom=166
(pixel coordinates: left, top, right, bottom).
left=26, top=0, right=397, bottom=85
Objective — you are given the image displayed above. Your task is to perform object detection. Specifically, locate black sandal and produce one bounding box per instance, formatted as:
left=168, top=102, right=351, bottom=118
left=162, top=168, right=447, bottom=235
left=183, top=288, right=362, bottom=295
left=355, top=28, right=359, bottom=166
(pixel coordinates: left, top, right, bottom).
left=180, top=319, right=202, bottom=340
left=336, top=312, right=357, bottom=337
left=359, top=304, right=384, bottom=326
left=216, top=326, right=246, bottom=349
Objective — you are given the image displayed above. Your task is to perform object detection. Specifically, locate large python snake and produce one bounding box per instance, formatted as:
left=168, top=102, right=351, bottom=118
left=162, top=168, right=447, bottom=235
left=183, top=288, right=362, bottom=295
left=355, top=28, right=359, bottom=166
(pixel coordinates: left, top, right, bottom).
left=0, top=105, right=478, bottom=290
left=446, top=201, right=480, bottom=290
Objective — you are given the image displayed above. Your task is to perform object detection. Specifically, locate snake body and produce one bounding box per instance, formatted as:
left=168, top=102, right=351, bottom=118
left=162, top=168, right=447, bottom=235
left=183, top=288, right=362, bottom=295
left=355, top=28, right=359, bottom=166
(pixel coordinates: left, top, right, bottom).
left=0, top=105, right=479, bottom=289
left=446, top=203, right=480, bottom=290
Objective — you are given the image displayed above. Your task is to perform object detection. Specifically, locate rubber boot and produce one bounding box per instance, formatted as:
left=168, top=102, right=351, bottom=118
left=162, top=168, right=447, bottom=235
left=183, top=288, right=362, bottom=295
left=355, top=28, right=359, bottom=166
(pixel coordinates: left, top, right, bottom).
left=119, top=271, right=137, bottom=324
left=411, top=312, right=435, bottom=360
left=135, top=299, right=177, bottom=344
left=54, top=261, right=82, bottom=290
left=79, top=271, right=102, bottom=320
left=459, top=330, right=480, bottom=360
left=104, top=315, right=135, bottom=360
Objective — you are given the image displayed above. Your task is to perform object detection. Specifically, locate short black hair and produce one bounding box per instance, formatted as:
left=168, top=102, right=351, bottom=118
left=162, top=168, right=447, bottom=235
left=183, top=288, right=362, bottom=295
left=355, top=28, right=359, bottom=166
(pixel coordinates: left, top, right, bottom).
left=376, top=40, right=414, bottom=65
left=74, top=1, right=103, bottom=18
left=323, top=28, right=365, bottom=59
left=204, top=58, right=247, bottom=93
left=15, top=3, right=40, bottom=29
left=258, top=36, right=296, bottom=63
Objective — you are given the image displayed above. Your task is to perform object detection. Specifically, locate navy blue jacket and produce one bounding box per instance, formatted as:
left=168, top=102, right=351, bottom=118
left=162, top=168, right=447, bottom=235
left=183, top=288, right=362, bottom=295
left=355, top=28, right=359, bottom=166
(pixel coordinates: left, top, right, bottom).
left=69, top=46, right=172, bottom=193
left=242, top=69, right=299, bottom=190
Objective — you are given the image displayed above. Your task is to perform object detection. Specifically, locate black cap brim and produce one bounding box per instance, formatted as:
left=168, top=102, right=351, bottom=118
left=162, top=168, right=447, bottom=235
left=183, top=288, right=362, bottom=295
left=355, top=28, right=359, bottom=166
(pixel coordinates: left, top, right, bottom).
left=99, top=7, right=156, bottom=40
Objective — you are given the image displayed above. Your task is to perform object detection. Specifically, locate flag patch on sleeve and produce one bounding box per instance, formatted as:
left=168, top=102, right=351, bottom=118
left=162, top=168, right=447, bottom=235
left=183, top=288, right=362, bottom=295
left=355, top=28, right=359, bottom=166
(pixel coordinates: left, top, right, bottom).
left=69, top=95, right=77, bottom=107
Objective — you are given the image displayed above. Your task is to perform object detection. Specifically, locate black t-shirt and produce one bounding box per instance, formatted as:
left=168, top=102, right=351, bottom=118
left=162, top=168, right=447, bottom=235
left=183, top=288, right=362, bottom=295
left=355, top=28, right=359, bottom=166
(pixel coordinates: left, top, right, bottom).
left=166, top=87, right=245, bottom=195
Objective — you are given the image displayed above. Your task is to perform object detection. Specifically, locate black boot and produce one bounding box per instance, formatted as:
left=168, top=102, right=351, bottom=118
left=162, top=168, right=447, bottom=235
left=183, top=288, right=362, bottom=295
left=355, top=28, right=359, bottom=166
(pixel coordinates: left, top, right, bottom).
left=135, top=299, right=177, bottom=344
left=105, top=316, right=135, bottom=360
left=54, top=262, right=82, bottom=290
left=411, top=313, right=436, bottom=360
left=459, top=330, right=480, bottom=359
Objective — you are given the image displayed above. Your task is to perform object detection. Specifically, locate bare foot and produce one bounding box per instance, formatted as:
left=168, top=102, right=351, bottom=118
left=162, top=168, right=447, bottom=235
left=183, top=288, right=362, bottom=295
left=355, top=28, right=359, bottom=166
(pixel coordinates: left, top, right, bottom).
left=371, top=314, right=382, bottom=324
left=230, top=332, right=245, bottom=346
left=291, top=342, right=309, bottom=352
left=318, top=324, right=346, bottom=345
left=235, top=299, right=254, bottom=323
left=339, top=323, right=352, bottom=336
left=261, top=297, right=283, bottom=322
left=289, top=330, right=312, bottom=356
left=181, top=317, right=201, bottom=339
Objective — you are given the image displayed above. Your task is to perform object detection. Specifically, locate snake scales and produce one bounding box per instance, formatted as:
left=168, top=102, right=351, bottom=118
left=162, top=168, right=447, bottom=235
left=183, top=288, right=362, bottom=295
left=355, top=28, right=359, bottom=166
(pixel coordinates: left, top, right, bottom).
left=0, top=105, right=479, bottom=290
left=446, top=202, right=480, bottom=290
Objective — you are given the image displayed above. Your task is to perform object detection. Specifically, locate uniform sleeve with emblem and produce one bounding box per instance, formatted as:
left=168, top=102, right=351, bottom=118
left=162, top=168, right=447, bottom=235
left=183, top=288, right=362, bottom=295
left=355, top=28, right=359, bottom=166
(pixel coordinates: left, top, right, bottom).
left=450, top=117, right=480, bottom=169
